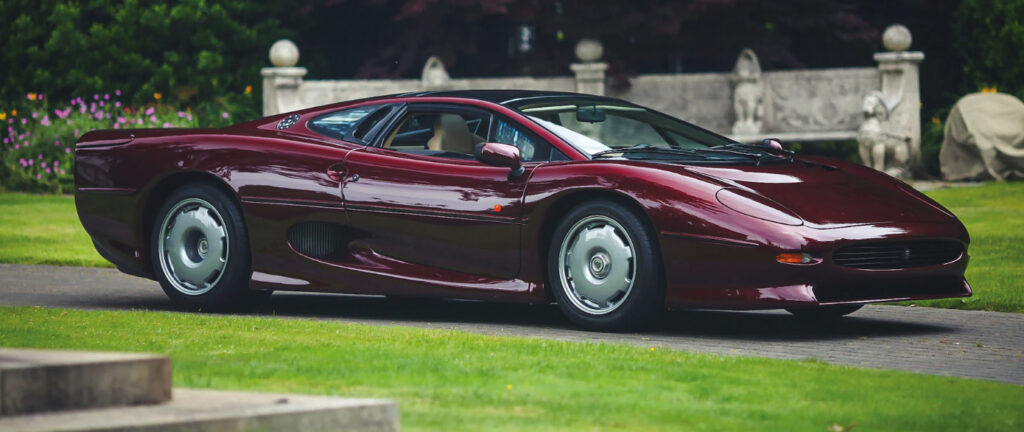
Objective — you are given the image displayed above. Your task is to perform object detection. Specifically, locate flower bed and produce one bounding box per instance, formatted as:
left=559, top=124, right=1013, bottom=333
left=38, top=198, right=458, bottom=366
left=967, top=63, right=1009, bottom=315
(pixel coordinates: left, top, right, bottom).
left=1, top=92, right=238, bottom=193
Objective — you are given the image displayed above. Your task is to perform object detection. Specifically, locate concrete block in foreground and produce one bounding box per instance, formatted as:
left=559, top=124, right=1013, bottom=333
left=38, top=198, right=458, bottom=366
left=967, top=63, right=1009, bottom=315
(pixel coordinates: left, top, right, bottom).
left=0, top=388, right=399, bottom=432
left=0, top=348, right=171, bottom=416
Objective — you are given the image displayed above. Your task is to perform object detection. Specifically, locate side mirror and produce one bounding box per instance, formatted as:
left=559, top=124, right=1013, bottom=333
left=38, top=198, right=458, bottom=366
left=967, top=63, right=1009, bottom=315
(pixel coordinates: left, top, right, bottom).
left=761, top=138, right=784, bottom=150
left=475, top=142, right=524, bottom=176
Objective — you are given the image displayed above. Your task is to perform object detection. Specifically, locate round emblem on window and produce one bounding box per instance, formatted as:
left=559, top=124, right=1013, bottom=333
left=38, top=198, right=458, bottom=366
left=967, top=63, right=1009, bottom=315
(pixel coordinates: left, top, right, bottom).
left=278, top=114, right=300, bottom=129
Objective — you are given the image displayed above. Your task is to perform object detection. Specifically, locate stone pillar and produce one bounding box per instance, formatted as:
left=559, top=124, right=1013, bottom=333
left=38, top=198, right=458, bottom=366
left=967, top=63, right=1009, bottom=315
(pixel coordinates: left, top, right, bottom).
left=873, top=25, right=925, bottom=174
left=260, top=40, right=307, bottom=116
left=570, top=39, right=608, bottom=96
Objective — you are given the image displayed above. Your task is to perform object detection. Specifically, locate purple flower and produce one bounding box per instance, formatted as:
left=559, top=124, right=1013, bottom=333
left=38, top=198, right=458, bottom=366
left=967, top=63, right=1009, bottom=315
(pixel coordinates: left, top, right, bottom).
left=31, top=112, right=38, bottom=119
left=14, top=144, right=19, bottom=150
left=115, top=101, right=121, bottom=108
left=149, top=115, right=158, bottom=123
left=162, top=122, right=173, bottom=128
left=65, top=147, right=71, bottom=154
left=186, top=113, right=193, bottom=121
left=60, top=169, right=65, bottom=175
left=113, top=123, right=120, bottom=129
left=41, top=161, right=47, bottom=168
left=93, top=94, right=99, bottom=100
left=28, top=159, right=33, bottom=165
left=19, top=158, right=26, bottom=166
left=94, top=112, right=103, bottom=120
left=36, top=174, right=41, bottom=180
left=39, top=94, right=44, bottom=100
left=40, top=116, right=50, bottom=126
left=136, top=119, right=143, bottom=125
left=54, top=140, right=60, bottom=146
left=144, top=107, right=155, bottom=115
left=54, top=160, right=59, bottom=167
left=104, top=93, right=110, bottom=100
left=221, top=112, right=230, bottom=119
left=115, top=90, right=121, bottom=96
left=177, top=111, right=185, bottom=118
left=99, top=101, right=105, bottom=107
left=21, top=118, right=27, bottom=125
left=38, top=154, right=43, bottom=159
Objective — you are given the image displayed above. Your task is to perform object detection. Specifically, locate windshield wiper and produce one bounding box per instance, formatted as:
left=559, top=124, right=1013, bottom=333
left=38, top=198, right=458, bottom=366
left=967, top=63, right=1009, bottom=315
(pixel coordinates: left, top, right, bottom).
left=591, top=145, right=701, bottom=159
left=711, top=143, right=795, bottom=163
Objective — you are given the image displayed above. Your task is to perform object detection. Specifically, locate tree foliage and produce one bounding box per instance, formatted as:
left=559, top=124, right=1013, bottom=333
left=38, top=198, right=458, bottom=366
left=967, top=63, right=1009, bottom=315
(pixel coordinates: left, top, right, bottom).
left=955, top=0, right=1024, bottom=100
left=0, top=0, right=294, bottom=106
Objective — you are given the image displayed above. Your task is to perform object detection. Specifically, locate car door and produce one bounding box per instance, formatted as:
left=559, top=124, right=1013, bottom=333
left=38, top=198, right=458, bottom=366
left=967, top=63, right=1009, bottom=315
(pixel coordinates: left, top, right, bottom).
left=340, top=104, right=530, bottom=280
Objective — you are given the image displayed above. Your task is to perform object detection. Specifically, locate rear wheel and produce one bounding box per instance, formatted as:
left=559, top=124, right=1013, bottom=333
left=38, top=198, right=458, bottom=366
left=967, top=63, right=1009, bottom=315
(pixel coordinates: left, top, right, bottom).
left=151, top=183, right=267, bottom=310
left=547, top=200, right=663, bottom=331
left=786, top=304, right=862, bottom=319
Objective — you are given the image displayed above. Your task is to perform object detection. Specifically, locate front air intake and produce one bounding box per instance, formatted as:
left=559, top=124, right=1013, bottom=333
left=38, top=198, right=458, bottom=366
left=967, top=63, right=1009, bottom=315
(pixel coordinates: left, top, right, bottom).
left=832, top=240, right=964, bottom=270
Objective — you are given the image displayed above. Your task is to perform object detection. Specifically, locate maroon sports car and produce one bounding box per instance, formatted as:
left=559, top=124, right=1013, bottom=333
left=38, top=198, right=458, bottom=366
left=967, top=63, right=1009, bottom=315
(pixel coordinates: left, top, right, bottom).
left=75, top=90, right=971, bottom=330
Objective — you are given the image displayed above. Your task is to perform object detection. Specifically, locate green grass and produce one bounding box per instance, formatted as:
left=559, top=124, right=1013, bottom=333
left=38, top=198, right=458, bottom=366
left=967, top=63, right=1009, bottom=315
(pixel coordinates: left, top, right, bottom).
left=0, top=182, right=1021, bottom=311
left=1, top=306, right=1020, bottom=431
left=0, top=193, right=109, bottom=267
left=900, top=182, right=1024, bottom=312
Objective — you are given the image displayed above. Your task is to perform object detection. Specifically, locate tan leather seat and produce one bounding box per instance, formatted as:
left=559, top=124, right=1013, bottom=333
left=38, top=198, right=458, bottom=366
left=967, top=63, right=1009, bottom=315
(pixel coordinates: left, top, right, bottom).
left=427, top=114, right=480, bottom=154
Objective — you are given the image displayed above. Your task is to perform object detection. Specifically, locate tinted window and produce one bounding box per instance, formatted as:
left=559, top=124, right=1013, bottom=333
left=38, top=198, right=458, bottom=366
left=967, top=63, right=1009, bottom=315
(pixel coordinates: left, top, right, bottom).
left=384, top=111, right=489, bottom=159
left=492, top=118, right=555, bottom=162
left=308, top=104, right=385, bottom=141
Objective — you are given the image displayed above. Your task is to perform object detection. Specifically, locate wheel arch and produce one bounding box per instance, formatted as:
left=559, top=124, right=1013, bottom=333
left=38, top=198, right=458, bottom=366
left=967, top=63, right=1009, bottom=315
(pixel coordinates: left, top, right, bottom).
left=140, top=170, right=245, bottom=274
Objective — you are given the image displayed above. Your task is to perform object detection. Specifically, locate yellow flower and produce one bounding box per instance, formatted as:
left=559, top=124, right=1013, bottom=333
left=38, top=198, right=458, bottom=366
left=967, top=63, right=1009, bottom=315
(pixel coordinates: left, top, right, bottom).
left=153, top=92, right=163, bottom=100
left=506, top=384, right=513, bottom=390
left=10, top=109, right=16, bottom=117
left=931, top=117, right=941, bottom=125
left=27, top=92, right=37, bottom=101
left=650, top=347, right=656, bottom=352
left=244, top=85, right=252, bottom=94
left=0, top=112, right=6, bottom=120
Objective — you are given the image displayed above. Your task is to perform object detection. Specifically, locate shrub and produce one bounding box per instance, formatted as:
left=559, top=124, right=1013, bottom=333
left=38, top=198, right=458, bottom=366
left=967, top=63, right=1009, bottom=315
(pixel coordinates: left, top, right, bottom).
left=955, top=0, right=1024, bottom=100
left=1, top=91, right=241, bottom=194
left=0, top=0, right=293, bottom=109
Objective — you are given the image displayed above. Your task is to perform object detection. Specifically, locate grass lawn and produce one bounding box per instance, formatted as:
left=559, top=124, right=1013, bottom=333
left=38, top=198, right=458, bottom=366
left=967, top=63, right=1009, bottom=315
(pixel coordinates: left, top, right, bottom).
left=0, top=182, right=1021, bottom=311
left=1, top=306, right=1021, bottom=431
left=0, top=193, right=109, bottom=267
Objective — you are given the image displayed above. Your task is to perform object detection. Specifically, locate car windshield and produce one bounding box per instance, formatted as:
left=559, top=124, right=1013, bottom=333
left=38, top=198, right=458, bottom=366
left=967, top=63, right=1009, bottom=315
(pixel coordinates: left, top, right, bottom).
left=518, top=100, right=789, bottom=165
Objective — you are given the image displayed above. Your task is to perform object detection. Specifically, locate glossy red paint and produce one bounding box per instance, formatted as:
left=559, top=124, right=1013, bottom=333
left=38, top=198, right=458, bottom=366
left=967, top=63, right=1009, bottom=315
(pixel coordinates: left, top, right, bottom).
left=75, top=92, right=971, bottom=311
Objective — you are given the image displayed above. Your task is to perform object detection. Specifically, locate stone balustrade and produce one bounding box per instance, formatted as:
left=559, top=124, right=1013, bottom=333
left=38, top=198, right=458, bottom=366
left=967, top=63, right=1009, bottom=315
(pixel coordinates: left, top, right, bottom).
left=262, top=25, right=924, bottom=177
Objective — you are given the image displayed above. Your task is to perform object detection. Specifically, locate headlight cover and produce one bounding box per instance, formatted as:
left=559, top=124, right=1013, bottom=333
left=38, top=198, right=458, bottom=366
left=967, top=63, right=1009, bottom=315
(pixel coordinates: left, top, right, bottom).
left=715, top=188, right=803, bottom=226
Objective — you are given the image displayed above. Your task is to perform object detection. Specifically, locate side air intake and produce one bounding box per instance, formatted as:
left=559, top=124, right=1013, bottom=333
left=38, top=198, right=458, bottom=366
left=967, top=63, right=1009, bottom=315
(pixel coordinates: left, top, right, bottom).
left=287, top=222, right=345, bottom=259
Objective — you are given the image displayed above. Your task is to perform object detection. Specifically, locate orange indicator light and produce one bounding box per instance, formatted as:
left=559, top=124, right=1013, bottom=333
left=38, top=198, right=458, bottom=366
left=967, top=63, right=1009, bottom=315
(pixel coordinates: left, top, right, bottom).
left=776, top=252, right=812, bottom=264
left=493, top=204, right=502, bottom=212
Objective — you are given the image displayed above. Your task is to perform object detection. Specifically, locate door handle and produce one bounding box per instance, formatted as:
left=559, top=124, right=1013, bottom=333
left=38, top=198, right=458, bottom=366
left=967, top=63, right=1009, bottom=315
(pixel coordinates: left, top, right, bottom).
left=326, top=163, right=345, bottom=181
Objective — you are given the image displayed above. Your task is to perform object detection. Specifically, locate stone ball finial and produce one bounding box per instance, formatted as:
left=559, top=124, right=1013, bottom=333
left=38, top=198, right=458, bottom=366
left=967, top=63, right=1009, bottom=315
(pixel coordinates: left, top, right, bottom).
left=269, top=39, right=300, bottom=67
left=882, top=25, right=912, bottom=52
left=575, top=39, right=603, bottom=62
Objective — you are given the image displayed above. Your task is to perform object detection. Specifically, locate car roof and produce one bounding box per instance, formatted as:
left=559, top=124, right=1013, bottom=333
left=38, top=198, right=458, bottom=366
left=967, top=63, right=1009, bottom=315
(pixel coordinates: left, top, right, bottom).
left=398, top=90, right=621, bottom=109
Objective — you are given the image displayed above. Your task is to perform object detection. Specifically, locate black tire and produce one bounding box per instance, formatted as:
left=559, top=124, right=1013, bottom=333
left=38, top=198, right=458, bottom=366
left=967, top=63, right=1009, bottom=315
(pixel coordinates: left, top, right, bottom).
left=547, top=199, right=664, bottom=331
left=150, top=182, right=265, bottom=310
left=786, top=304, right=863, bottom=319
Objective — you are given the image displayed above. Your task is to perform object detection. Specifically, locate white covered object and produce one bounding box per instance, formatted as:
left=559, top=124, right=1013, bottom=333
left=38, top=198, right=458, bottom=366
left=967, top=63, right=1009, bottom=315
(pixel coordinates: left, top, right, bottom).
left=940, top=93, right=1024, bottom=180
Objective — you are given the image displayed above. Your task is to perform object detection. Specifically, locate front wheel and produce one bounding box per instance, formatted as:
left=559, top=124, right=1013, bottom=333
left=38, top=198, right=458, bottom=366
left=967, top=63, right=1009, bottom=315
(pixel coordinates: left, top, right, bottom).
left=151, top=183, right=266, bottom=310
left=547, top=200, right=664, bottom=331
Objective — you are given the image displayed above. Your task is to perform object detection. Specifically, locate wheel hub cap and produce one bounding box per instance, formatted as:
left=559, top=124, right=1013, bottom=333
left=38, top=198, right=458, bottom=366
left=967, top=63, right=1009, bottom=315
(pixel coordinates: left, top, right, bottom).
left=157, top=198, right=229, bottom=295
left=558, top=215, right=636, bottom=315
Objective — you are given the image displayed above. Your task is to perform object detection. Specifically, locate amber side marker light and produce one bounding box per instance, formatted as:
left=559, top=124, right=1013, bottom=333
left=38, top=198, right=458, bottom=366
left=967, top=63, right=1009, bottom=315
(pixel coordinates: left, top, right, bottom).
left=776, top=252, right=814, bottom=264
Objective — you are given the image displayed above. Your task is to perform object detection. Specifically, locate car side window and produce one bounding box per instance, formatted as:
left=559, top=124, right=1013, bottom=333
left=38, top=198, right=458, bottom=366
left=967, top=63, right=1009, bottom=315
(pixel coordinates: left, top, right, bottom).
left=492, top=118, right=561, bottom=162
left=383, top=111, right=489, bottom=159
left=308, top=104, right=387, bottom=142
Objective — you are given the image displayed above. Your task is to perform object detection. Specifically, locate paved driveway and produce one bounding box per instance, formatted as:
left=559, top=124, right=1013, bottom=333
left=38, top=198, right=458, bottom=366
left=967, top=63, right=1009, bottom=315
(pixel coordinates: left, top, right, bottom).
left=1, top=264, right=1021, bottom=385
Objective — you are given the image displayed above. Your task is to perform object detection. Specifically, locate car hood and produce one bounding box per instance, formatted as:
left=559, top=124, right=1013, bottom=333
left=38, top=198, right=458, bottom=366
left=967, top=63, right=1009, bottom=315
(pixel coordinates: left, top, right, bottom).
left=667, top=160, right=952, bottom=228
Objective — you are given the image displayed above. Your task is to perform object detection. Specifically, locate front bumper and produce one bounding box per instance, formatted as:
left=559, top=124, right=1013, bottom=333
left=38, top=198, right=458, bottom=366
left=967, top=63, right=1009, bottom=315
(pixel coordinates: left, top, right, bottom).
left=658, top=222, right=972, bottom=310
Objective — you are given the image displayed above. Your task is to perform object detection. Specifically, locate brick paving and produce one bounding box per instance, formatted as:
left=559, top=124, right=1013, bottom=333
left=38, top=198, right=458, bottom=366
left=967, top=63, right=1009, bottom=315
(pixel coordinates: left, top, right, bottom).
left=1, top=264, right=1021, bottom=385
